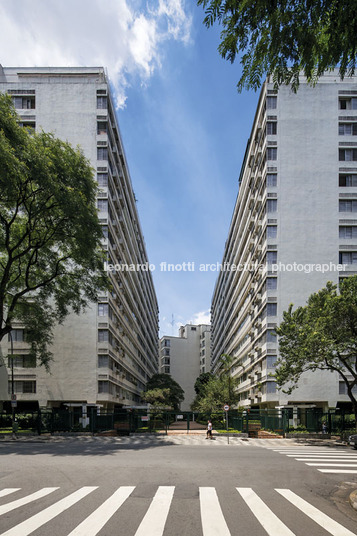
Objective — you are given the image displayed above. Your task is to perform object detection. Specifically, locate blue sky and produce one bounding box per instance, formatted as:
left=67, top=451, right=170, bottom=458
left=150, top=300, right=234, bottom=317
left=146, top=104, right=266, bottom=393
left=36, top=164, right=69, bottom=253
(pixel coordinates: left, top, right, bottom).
left=0, top=0, right=260, bottom=335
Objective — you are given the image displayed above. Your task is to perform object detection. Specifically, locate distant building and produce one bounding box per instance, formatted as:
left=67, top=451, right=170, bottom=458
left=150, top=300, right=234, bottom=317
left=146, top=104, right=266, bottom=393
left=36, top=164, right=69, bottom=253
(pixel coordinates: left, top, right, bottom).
left=0, top=67, right=159, bottom=416
left=160, top=324, right=211, bottom=411
left=211, top=71, right=357, bottom=414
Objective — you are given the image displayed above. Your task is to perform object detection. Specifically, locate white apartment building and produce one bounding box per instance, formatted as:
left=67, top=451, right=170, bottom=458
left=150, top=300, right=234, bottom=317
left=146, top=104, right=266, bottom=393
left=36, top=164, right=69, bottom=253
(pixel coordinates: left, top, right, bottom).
left=160, top=324, right=211, bottom=410
left=211, top=71, right=357, bottom=413
left=0, top=66, right=159, bottom=415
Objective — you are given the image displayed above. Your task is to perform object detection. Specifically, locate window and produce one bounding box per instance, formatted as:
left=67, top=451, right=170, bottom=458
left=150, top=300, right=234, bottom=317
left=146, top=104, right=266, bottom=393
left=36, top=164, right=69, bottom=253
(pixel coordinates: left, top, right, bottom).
left=8, top=329, right=24, bottom=342
left=97, top=173, right=108, bottom=187
left=97, top=96, right=107, bottom=109
left=97, top=147, right=108, bottom=160
left=98, top=355, right=109, bottom=368
left=267, top=225, right=277, bottom=238
left=339, top=174, right=357, bottom=187
left=164, top=366, right=170, bottom=374
left=102, top=226, right=108, bottom=238
left=191, top=326, right=196, bottom=331
left=19, top=121, right=36, bottom=130
left=267, top=199, right=277, bottom=213
left=267, top=147, right=277, bottom=160
left=339, top=226, right=357, bottom=239
left=266, top=251, right=277, bottom=264
left=266, top=355, right=277, bottom=368
left=8, top=355, right=36, bottom=368
left=98, top=303, right=108, bottom=316
left=267, top=174, right=277, bottom=187
left=267, top=303, right=277, bottom=316
left=98, top=381, right=109, bottom=393
left=266, top=96, right=277, bottom=109
left=164, top=348, right=170, bottom=356
left=339, top=148, right=357, bottom=161
left=339, top=382, right=357, bottom=394
left=98, top=330, right=109, bottom=342
left=164, top=339, right=171, bottom=347
left=267, top=122, right=277, bottom=135
left=339, top=97, right=357, bottom=110
left=9, top=381, right=36, bottom=394
left=339, top=123, right=357, bottom=135
left=267, top=329, right=277, bottom=342
left=97, top=121, right=107, bottom=135
left=12, top=96, right=35, bottom=109
left=267, top=277, right=277, bottom=290
left=266, top=381, right=277, bottom=394
left=339, top=200, right=357, bottom=212
left=339, top=252, right=357, bottom=264
left=97, top=199, right=108, bottom=212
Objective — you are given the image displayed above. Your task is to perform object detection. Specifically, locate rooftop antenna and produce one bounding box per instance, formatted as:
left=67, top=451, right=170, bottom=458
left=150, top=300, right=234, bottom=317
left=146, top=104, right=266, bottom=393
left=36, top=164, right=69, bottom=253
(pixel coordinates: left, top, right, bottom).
left=171, top=314, right=175, bottom=336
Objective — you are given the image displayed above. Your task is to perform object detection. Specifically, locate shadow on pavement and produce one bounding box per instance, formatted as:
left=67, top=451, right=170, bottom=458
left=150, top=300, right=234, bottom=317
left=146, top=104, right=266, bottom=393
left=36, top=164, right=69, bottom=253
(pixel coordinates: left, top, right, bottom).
left=0, top=436, right=177, bottom=456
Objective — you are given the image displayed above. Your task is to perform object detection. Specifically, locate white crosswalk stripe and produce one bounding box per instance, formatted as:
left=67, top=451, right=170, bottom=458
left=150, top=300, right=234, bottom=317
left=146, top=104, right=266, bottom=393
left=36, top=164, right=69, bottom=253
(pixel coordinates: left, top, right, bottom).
left=0, top=487, right=59, bottom=515
left=0, top=485, right=356, bottom=536
left=276, top=489, right=356, bottom=536
left=199, top=487, right=231, bottom=536
left=264, top=446, right=357, bottom=474
left=237, top=488, right=294, bottom=536
left=0, top=489, right=20, bottom=499
left=135, top=486, right=175, bottom=536
left=66, top=486, right=134, bottom=536
left=0, top=487, right=97, bottom=536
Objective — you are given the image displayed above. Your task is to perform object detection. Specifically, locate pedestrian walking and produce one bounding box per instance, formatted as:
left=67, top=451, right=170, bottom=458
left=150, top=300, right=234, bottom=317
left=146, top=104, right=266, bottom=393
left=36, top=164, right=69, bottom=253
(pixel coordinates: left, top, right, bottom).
left=206, top=419, right=213, bottom=439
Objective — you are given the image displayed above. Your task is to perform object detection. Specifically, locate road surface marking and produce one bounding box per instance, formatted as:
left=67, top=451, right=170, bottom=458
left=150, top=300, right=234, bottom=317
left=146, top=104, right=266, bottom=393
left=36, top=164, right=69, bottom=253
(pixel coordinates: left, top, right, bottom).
left=135, top=486, right=175, bottom=536
left=0, top=490, right=20, bottom=499
left=0, top=488, right=59, bottom=515
left=274, top=451, right=355, bottom=455
left=318, top=469, right=357, bottom=474
left=276, top=489, right=356, bottom=536
left=0, top=487, right=97, bottom=536
left=288, top=455, right=357, bottom=458
left=306, top=463, right=357, bottom=467
left=237, top=488, right=295, bottom=536
left=295, top=458, right=357, bottom=462
left=67, top=486, right=135, bottom=536
left=200, top=487, right=231, bottom=536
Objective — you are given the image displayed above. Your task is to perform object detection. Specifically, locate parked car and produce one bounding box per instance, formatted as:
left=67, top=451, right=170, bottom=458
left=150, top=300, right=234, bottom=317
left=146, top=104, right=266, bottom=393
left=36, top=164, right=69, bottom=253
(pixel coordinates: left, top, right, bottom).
left=348, top=433, right=357, bottom=449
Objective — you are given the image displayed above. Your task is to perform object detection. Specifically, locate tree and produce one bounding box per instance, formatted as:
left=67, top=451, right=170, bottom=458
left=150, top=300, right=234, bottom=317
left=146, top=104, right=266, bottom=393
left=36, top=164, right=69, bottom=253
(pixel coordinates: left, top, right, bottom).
left=192, top=354, right=240, bottom=411
left=197, top=0, right=357, bottom=92
left=194, top=372, right=214, bottom=397
left=142, top=388, right=171, bottom=408
left=144, top=374, right=184, bottom=410
left=0, top=94, right=108, bottom=368
left=275, top=276, right=357, bottom=421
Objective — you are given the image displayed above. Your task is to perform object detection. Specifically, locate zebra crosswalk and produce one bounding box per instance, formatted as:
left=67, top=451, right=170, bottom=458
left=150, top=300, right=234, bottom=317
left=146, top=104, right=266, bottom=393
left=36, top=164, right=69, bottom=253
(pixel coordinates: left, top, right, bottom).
left=0, top=485, right=355, bottom=536
left=264, top=446, right=357, bottom=474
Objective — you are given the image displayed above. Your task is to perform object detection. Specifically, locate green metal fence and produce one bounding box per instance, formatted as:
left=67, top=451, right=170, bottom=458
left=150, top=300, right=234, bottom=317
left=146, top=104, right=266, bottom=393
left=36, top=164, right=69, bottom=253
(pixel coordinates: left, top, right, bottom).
left=0, top=408, right=355, bottom=437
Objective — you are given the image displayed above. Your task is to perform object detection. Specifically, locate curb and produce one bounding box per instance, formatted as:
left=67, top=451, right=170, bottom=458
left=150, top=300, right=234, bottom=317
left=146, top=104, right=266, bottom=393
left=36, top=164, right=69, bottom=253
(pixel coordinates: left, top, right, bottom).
left=349, top=490, right=357, bottom=511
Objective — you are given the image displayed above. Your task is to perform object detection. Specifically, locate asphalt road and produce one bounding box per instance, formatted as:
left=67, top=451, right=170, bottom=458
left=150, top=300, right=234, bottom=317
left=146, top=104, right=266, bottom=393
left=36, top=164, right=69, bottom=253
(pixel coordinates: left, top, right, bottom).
left=0, top=438, right=356, bottom=535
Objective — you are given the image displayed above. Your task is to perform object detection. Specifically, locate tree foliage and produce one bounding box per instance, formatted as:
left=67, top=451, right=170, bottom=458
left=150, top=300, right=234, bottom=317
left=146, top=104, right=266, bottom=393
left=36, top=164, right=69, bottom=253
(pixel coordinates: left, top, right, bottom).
left=194, top=372, right=213, bottom=396
left=141, top=388, right=171, bottom=408
left=275, top=277, right=357, bottom=419
left=144, top=373, right=185, bottom=410
left=191, top=354, right=240, bottom=412
left=197, top=0, right=357, bottom=92
left=0, top=94, right=108, bottom=367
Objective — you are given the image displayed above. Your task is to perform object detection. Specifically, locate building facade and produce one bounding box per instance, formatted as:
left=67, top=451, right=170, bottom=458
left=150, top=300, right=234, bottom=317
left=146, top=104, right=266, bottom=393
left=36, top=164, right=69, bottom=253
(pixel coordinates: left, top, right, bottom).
left=0, top=66, right=159, bottom=415
left=160, top=324, right=211, bottom=410
left=211, top=71, right=357, bottom=413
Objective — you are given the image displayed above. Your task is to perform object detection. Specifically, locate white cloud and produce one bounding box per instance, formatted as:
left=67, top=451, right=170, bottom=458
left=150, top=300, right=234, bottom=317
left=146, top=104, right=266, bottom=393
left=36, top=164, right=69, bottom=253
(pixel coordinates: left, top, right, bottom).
left=0, top=0, right=192, bottom=107
left=187, top=310, right=211, bottom=326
